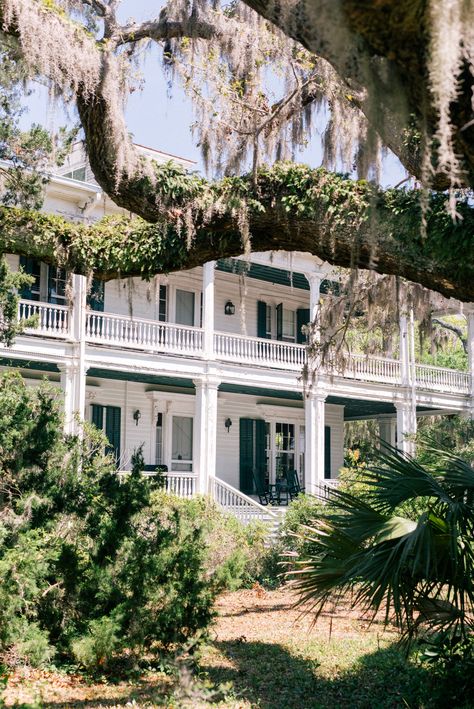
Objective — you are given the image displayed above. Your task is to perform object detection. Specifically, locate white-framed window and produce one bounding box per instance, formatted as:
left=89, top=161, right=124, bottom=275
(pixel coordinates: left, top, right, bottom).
left=265, top=420, right=303, bottom=484
left=282, top=308, right=296, bottom=342
left=265, top=304, right=272, bottom=338
left=158, top=285, right=168, bottom=322
left=175, top=289, right=195, bottom=326
left=171, top=415, right=193, bottom=471
left=155, top=412, right=164, bottom=465
left=63, top=166, right=86, bottom=182
left=48, top=266, right=68, bottom=305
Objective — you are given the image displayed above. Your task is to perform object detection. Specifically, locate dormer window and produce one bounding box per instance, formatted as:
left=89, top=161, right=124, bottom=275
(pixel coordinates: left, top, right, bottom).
left=62, top=166, right=86, bottom=182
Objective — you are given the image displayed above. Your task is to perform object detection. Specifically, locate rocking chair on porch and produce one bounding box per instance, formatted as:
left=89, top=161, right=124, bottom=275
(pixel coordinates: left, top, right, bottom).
left=286, top=469, right=305, bottom=500
left=252, top=469, right=278, bottom=506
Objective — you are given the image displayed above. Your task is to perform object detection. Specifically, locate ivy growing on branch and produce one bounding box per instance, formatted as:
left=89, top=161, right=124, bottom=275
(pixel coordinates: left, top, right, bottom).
left=0, top=162, right=472, bottom=301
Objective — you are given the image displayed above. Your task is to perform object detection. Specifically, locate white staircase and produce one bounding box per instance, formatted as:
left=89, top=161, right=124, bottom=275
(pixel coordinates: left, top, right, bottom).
left=208, top=475, right=280, bottom=529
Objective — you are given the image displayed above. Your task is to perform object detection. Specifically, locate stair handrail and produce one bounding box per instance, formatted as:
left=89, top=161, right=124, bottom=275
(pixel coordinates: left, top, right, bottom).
left=208, top=474, right=279, bottom=519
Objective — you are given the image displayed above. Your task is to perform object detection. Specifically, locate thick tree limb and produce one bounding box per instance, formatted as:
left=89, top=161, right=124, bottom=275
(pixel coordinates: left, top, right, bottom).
left=1, top=164, right=473, bottom=301
left=432, top=318, right=468, bottom=353
left=115, top=14, right=217, bottom=47
left=242, top=0, right=474, bottom=189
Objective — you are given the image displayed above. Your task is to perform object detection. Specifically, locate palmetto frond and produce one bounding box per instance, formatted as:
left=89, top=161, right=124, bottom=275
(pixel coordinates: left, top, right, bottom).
left=287, top=444, right=474, bottom=640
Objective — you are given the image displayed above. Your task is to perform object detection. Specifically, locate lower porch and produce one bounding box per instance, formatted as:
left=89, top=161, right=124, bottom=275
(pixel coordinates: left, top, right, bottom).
left=1, top=361, right=460, bottom=525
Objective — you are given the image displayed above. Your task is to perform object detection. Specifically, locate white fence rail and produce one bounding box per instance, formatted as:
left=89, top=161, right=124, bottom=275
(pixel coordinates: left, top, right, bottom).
left=15, top=301, right=470, bottom=397
left=314, top=479, right=341, bottom=501
left=164, top=472, right=197, bottom=497
left=208, top=475, right=279, bottom=525
left=415, top=363, right=470, bottom=394
left=214, top=331, right=306, bottom=369
left=18, top=299, right=70, bottom=337
left=344, top=354, right=401, bottom=383
left=118, top=470, right=197, bottom=498
left=86, top=312, right=203, bottom=356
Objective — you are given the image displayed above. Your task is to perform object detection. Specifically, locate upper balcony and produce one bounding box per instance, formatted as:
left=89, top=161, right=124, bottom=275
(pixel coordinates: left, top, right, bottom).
left=17, top=298, right=471, bottom=396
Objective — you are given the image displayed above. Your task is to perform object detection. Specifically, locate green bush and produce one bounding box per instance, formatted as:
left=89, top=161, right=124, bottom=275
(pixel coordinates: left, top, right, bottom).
left=0, top=371, right=252, bottom=673
left=416, top=414, right=474, bottom=466
left=72, top=616, right=121, bottom=671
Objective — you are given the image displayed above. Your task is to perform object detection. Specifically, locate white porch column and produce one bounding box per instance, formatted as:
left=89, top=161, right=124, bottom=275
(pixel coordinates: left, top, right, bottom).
left=202, top=261, right=215, bottom=359
left=194, top=376, right=219, bottom=494
left=61, top=274, right=88, bottom=434
left=399, top=314, right=410, bottom=386
left=395, top=399, right=417, bottom=456
left=59, top=360, right=86, bottom=435
left=304, top=388, right=327, bottom=493
left=467, top=309, right=474, bottom=418
left=378, top=414, right=397, bottom=449
left=307, top=273, right=322, bottom=345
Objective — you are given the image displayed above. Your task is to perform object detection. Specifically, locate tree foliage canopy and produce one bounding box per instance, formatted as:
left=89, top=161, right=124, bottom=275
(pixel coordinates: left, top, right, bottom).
left=0, top=0, right=473, bottom=301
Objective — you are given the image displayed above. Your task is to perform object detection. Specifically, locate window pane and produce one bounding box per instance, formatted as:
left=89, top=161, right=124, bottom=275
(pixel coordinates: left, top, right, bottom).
left=155, top=412, right=163, bottom=465
left=159, top=285, right=168, bottom=322
left=48, top=266, right=67, bottom=305
left=282, top=308, right=295, bottom=340
left=265, top=305, right=272, bottom=338
left=275, top=422, right=295, bottom=478
left=172, top=416, right=193, bottom=471
left=175, top=289, right=195, bottom=326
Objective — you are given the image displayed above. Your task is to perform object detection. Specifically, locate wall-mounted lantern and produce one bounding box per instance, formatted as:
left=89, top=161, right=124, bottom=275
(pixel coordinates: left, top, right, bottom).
left=224, top=301, right=235, bottom=315
left=225, top=417, right=232, bottom=433
left=133, top=409, right=141, bottom=426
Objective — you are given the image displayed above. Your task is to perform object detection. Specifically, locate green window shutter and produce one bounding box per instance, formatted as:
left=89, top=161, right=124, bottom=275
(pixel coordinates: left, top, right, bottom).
left=296, top=308, right=310, bottom=344
left=255, top=419, right=267, bottom=490
left=87, top=278, right=105, bottom=312
left=276, top=303, right=283, bottom=341
left=105, top=406, right=121, bottom=464
left=239, top=418, right=254, bottom=494
left=91, top=403, right=104, bottom=430
left=257, top=300, right=268, bottom=339
left=324, top=426, right=331, bottom=479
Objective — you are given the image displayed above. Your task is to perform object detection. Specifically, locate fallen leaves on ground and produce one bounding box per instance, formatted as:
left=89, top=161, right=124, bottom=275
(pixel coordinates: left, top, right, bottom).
left=2, top=587, right=404, bottom=708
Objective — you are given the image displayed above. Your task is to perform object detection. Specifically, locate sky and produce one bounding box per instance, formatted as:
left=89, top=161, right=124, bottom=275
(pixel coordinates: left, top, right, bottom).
left=21, top=0, right=406, bottom=186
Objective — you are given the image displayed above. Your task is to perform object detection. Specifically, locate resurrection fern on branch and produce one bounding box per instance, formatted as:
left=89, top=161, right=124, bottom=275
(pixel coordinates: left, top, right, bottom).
left=0, top=163, right=473, bottom=301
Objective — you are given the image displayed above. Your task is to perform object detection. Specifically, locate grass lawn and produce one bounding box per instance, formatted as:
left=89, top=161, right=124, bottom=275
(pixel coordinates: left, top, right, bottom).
left=2, top=587, right=441, bottom=708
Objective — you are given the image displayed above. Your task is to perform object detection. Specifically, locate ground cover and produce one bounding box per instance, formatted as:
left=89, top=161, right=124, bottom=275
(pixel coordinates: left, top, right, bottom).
left=3, top=586, right=442, bottom=709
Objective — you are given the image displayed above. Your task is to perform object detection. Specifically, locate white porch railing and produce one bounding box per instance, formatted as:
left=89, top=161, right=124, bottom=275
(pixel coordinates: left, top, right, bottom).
left=15, top=301, right=470, bottom=397
left=214, top=331, right=306, bottom=369
left=164, top=472, right=197, bottom=497
left=18, top=299, right=70, bottom=337
left=344, top=353, right=401, bottom=383
left=314, top=478, right=341, bottom=501
left=415, top=363, right=470, bottom=394
left=118, top=470, right=197, bottom=498
left=208, top=475, right=279, bottom=525
left=85, top=311, right=203, bottom=356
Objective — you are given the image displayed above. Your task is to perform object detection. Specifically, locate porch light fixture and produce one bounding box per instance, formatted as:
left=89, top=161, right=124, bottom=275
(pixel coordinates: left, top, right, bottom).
left=225, top=417, right=232, bottom=433
left=133, top=409, right=141, bottom=426
left=224, top=301, right=235, bottom=315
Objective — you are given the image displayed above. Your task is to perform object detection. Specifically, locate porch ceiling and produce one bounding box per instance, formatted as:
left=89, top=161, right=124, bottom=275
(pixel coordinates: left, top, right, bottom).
left=216, top=259, right=335, bottom=293
left=218, top=383, right=434, bottom=420
left=87, top=368, right=195, bottom=391
left=0, top=357, right=59, bottom=373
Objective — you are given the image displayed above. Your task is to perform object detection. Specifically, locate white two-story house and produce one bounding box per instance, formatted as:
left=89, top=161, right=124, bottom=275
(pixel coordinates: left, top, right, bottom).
left=3, top=143, right=474, bottom=522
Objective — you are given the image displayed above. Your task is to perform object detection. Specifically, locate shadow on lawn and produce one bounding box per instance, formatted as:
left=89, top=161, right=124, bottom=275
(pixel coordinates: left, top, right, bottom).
left=220, top=603, right=390, bottom=629
left=203, top=639, right=434, bottom=709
